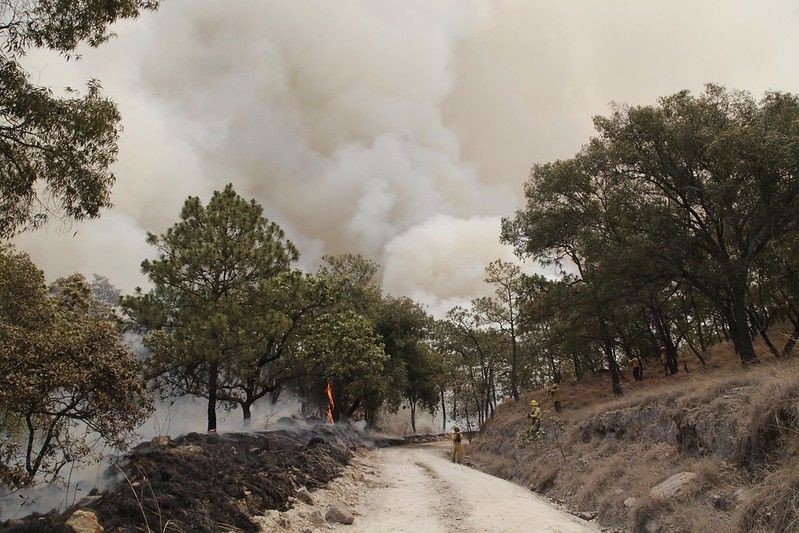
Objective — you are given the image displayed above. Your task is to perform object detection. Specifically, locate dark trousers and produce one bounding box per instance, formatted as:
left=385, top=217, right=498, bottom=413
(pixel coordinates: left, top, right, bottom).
left=633, top=367, right=642, bottom=381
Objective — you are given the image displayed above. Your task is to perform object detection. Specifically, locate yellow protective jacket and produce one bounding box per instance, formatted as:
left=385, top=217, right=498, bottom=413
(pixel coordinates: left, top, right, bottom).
left=529, top=406, right=541, bottom=420
left=629, top=357, right=640, bottom=369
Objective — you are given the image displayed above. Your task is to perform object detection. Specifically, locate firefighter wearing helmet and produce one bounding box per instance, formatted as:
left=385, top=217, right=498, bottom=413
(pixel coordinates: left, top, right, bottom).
left=451, top=426, right=465, bottom=464
left=528, top=399, right=542, bottom=432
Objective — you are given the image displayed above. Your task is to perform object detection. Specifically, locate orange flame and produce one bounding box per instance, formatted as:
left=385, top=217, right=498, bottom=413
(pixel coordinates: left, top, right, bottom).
left=325, top=382, right=335, bottom=424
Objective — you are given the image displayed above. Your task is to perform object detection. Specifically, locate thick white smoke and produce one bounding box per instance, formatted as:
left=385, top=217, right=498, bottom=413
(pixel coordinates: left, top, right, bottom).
left=12, top=0, right=799, bottom=309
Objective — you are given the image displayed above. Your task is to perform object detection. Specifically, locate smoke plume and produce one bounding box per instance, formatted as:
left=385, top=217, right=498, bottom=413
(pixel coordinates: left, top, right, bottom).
left=13, top=0, right=799, bottom=311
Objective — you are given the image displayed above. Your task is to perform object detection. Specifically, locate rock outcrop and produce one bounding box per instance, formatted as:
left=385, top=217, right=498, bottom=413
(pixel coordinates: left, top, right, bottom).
left=649, top=472, right=698, bottom=500
left=65, top=510, right=103, bottom=533
left=325, top=505, right=354, bottom=525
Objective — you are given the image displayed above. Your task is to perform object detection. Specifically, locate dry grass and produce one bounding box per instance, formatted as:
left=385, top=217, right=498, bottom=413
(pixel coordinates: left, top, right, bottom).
left=736, top=459, right=799, bottom=532
left=472, top=451, right=515, bottom=480
left=469, top=335, right=799, bottom=532
left=522, top=461, right=559, bottom=493
left=671, top=499, right=733, bottom=533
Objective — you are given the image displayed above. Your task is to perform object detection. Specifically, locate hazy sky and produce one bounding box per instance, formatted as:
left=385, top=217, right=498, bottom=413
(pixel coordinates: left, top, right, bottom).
left=13, top=0, right=799, bottom=314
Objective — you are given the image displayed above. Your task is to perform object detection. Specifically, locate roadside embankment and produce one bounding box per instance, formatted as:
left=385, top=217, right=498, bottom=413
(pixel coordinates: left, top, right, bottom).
left=469, top=348, right=799, bottom=532
left=1, top=424, right=387, bottom=532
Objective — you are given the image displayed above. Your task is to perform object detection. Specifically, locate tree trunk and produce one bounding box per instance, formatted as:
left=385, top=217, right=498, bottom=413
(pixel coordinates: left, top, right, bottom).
left=653, top=306, right=678, bottom=374
left=696, top=317, right=708, bottom=352
left=747, top=307, right=781, bottom=358
left=547, top=352, right=561, bottom=384
left=684, top=336, right=707, bottom=365
left=605, top=341, right=623, bottom=396
left=346, top=398, right=361, bottom=419
left=242, top=403, right=252, bottom=428
left=782, top=323, right=799, bottom=357
left=510, top=330, right=519, bottom=401
left=440, top=390, right=447, bottom=433
left=728, top=287, right=760, bottom=365
left=759, top=328, right=781, bottom=358
left=598, top=316, right=622, bottom=395
left=572, top=352, right=583, bottom=379
left=409, top=399, right=417, bottom=434
left=207, top=361, right=219, bottom=433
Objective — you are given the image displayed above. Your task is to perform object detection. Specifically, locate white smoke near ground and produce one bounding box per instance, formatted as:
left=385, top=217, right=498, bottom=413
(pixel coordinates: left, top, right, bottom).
left=5, top=0, right=799, bottom=519
left=0, top=390, right=311, bottom=520
left=11, top=0, right=799, bottom=306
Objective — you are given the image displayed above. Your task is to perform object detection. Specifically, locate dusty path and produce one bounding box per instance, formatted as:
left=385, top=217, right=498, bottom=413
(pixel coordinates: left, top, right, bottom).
left=258, top=442, right=598, bottom=533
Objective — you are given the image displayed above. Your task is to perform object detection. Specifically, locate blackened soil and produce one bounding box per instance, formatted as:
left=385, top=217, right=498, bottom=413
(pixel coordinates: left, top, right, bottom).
left=2, top=425, right=358, bottom=533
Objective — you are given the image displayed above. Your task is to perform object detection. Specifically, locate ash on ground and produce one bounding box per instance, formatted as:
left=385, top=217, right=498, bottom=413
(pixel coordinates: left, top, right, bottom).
left=1, top=424, right=378, bottom=532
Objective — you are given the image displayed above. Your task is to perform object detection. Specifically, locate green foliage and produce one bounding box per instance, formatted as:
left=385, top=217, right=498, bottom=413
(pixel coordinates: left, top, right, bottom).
left=319, top=253, right=382, bottom=317
left=0, top=248, right=151, bottom=489
left=221, top=270, right=339, bottom=422
left=0, top=1, right=159, bottom=237
left=375, top=296, right=440, bottom=432
left=475, top=259, right=525, bottom=400
left=303, top=309, right=387, bottom=421
left=123, top=184, right=298, bottom=431
left=438, top=306, right=507, bottom=428
left=502, top=84, right=799, bottom=389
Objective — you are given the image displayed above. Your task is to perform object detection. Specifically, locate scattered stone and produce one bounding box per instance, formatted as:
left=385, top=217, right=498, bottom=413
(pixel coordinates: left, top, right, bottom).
left=325, top=506, right=355, bottom=525
left=252, top=515, right=272, bottom=531
left=623, top=497, right=639, bottom=509
left=310, top=509, right=325, bottom=526
left=644, top=519, right=661, bottom=533
left=278, top=514, right=290, bottom=528
left=301, top=529, right=313, bottom=533
left=576, top=511, right=597, bottom=520
left=65, top=510, right=103, bottom=533
left=649, top=472, right=698, bottom=500
left=151, top=435, right=171, bottom=447
left=172, top=443, right=203, bottom=455
left=613, top=488, right=624, bottom=495
left=297, top=487, right=315, bottom=505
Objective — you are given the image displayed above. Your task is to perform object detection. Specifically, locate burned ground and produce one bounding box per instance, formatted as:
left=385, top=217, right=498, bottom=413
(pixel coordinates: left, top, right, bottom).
left=1, top=425, right=369, bottom=532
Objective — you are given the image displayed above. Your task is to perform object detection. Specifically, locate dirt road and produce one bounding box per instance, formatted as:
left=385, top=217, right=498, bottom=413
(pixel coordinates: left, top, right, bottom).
left=259, top=442, right=599, bottom=533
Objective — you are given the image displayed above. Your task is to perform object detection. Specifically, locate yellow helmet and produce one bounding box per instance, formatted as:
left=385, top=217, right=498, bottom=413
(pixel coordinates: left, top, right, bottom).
left=530, top=399, right=538, bottom=407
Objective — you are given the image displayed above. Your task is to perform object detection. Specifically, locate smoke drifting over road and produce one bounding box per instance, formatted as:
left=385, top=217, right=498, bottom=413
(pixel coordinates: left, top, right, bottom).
left=14, top=0, right=799, bottom=311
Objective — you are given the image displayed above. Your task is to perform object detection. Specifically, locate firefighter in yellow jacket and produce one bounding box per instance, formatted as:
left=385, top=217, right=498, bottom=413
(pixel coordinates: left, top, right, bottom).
left=629, top=355, right=643, bottom=381
left=528, top=400, right=542, bottom=432
left=451, top=427, right=465, bottom=463
left=547, top=383, right=562, bottom=412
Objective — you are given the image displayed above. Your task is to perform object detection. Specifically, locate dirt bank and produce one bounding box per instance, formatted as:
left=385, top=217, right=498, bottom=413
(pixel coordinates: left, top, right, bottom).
left=469, top=350, right=799, bottom=532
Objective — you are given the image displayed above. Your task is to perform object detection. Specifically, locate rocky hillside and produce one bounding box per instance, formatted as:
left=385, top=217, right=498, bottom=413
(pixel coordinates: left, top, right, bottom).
left=469, top=346, right=799, bottom=533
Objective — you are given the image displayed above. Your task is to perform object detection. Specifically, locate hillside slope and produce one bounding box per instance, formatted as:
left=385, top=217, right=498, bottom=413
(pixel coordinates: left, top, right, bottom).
left=469, top=346, right=799, bottom=533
